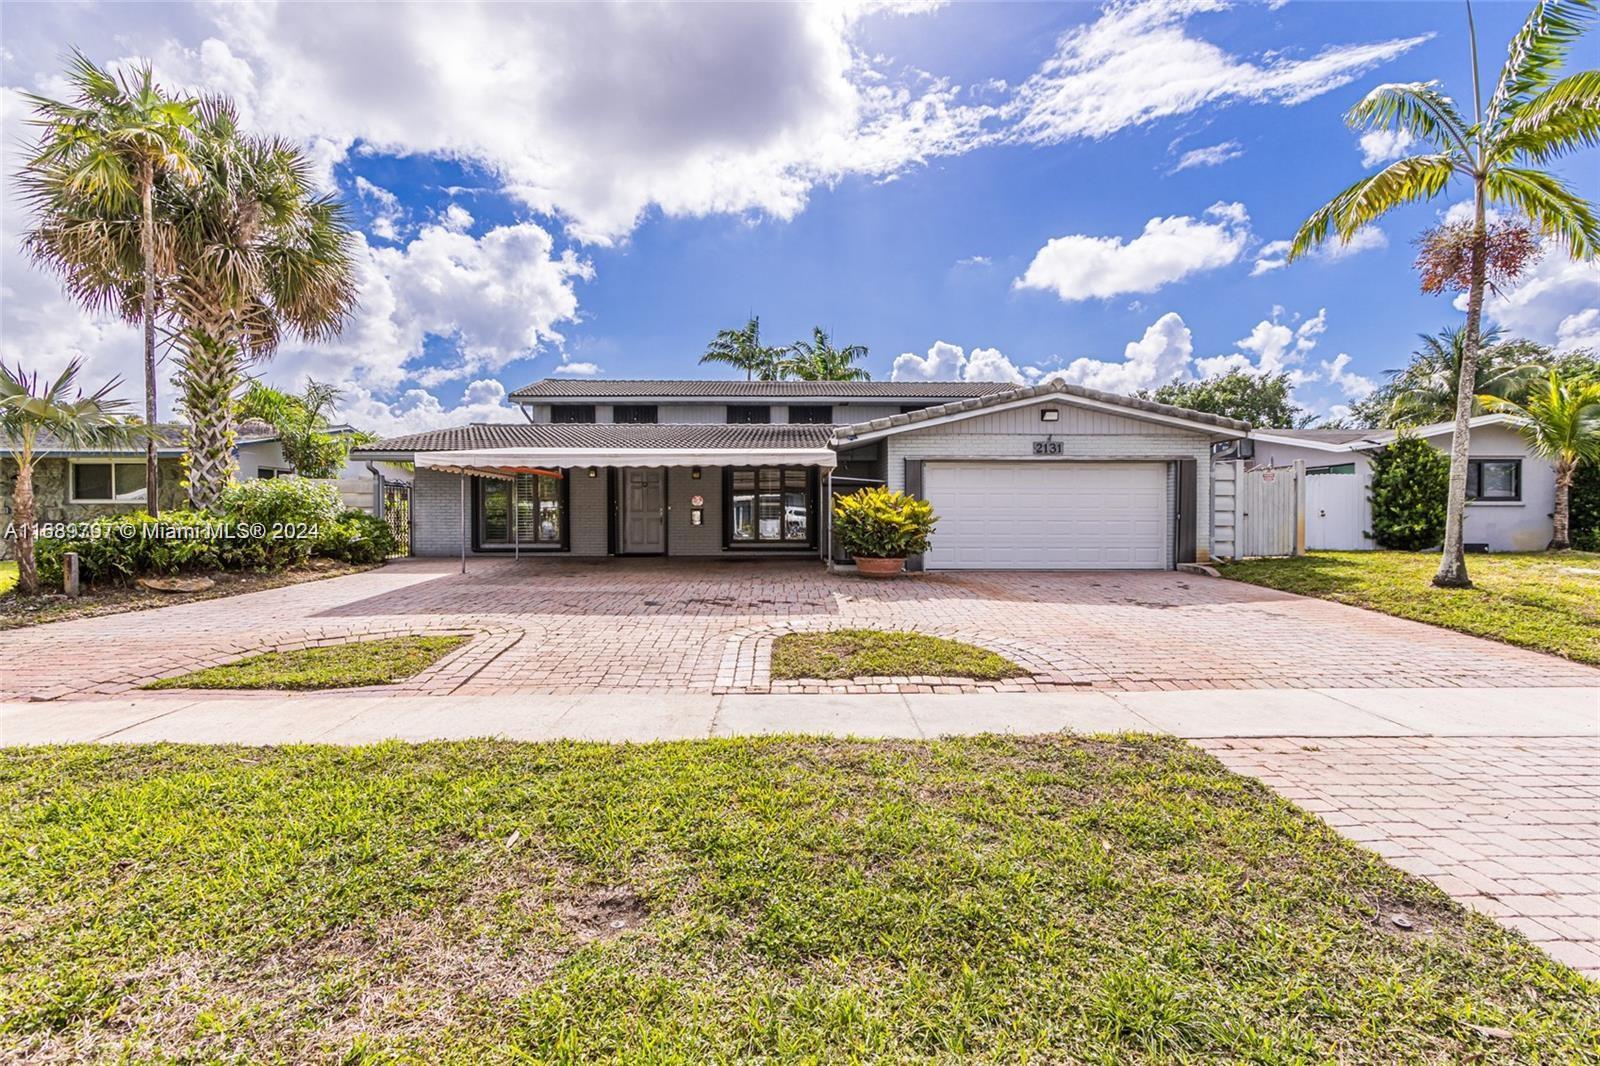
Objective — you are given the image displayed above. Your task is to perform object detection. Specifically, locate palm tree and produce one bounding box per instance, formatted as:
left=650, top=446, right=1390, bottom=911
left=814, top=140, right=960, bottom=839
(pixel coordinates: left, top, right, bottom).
left=1289, top=0, right=1600, bottom=587
left=0, top=360, right=138, bottom=594
left=1481, top=370, right=1600, bottom=549
left=19, top=51, right=197, bottom=517
left=237, top=378, right=364, bottom=478
left=699, top=316, right=786, bottom=381
left=1380, top=325, right=1543, bottom=425
left=163, top=99, right=358, bottom=508
left=783, top=327, right=872, bottom=381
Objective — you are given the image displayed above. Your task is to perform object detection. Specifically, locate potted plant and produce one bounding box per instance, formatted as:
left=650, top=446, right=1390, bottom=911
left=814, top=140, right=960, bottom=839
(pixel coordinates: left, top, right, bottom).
left=832, top=486, right=937, bottom=578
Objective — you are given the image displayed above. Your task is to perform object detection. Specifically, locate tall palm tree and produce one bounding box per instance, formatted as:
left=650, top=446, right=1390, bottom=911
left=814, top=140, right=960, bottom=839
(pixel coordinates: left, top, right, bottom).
left=163, top=99, right=358, bottom=508
left=1481, top=370, right=1600, bottom=548
left=0, top=360, right=138, bottom=594
left=699, top=316, right=786, bottom=381
left=19, top=51, right=197, bottom=517
left=783, top=327, right=872, bottom=381
left=1380, top=325, right=1543, bottom=425
left=1289, top=0, right=1600, bottom=587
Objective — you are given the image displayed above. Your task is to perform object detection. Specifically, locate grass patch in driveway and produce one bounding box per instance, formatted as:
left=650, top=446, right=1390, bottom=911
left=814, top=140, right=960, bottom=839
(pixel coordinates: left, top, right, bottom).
left=142, top=634, right=467, bottom=691
left=1, top=736, right=1594, bottom=1062
left=1219, top=550, right=1600, bottom=665
left=772, top=628, right=1028, bottom=680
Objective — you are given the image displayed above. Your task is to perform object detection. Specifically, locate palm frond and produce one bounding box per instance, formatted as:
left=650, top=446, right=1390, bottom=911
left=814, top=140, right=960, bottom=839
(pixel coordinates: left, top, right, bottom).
left=1288, top=154, right=1458, bottom=261
left=1494, top=70, right=1600, bottom=162
left=1485, top=166, right=1600, bottom=258
left=1346, top=81, right=1473, bottom=154
left=1487, top=0, right=1598, bottom=130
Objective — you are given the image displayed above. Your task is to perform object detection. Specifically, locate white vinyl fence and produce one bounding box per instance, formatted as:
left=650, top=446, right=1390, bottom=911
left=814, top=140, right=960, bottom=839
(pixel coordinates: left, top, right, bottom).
left=304, top=476, right=380, bottom=515
left=1209, top=460, right=1306, bottom=560
left=1305, top=473, right=1374, bottom=550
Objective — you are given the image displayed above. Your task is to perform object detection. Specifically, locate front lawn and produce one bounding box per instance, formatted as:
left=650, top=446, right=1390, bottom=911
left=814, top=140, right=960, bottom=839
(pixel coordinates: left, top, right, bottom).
left=142, top=635, right=468, bottom=691
left=1219, top=551, right=1600, bottom=665
left=2, top=738, right=1592, bottom=1062
left=0, top=561, right=15, bottom=598
left=772, top=628, right=1029, bottom=681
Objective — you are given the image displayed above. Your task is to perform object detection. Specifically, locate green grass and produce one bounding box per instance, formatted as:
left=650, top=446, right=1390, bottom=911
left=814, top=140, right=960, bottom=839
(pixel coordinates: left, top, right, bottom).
left=0, top=561, right=15, bottom=598
left=0, top=737, right=1592, bottom=1062
left=141, top=635, right=468, bottom=691
left=1218, top=551, right=1600, bottom=665
left=772, top=629, right=1029, bottom=681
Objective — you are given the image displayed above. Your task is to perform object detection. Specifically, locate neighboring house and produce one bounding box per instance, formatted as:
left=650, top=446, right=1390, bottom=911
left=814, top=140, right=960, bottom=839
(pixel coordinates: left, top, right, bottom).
left=1249, top=414, right=1553, bottom=551
left=352, top=378, right=1249, bottom=569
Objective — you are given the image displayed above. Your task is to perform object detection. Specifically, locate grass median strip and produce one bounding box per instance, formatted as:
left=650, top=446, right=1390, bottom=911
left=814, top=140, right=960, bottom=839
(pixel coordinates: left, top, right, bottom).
left=771, top=628, right=1029, bottom=681
left=1, top=735, right=1593, bottom=1061
left=141, top=634, right=468, bottom=691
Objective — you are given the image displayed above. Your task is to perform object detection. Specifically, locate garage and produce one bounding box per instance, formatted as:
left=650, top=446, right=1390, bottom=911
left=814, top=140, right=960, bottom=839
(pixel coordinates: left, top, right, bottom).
left=923, top=461, right=1170, bottom=570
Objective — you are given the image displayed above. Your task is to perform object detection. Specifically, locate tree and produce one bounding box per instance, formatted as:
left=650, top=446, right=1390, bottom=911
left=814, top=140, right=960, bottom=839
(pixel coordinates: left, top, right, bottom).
left=237, top=379, right=369, bottom=478
left=781, top=327, right=871, bottom=381
left=163, top=99, right=358, bottom=508
left=19, top=51, right=197, bottom=518
left=699, top=316, right=786, bottom=381
left=1289, top=0, right=1600, bottom=587
left=1356, top=325, right=1546, bottom=427
left=1368, top=434, right=1452, bottom=550
left=1139, top=371, right=1307, bottom=427
left=0, top=360, right=138, bottom=594
left=1480, top=370, right=1600, bottom=548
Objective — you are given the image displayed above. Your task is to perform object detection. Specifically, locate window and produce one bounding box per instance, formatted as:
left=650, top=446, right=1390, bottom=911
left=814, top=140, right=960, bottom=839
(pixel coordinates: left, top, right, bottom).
left=256, top=467, right=292, bottom=480
left=478, top=474, right=565, bottom=548
left=1467, top=459, right=1521, bottom=501
left=550, top=404, right=596, bottom=424
left=787, top=404, right=832, bottom=424
left=728, top=467, right=813, bottom=546
left=612, top=404, right=658, bottom=424
left=69, top=460, right=146, bottom=503
left=726, top=404, right=771, bottom=424
left=1306, top=462, right=1357, bottom=475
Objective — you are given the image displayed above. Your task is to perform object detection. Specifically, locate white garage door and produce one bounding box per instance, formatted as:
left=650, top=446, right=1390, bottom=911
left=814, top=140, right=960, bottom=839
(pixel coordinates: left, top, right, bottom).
left=923, top=461, right=1169, bottom=570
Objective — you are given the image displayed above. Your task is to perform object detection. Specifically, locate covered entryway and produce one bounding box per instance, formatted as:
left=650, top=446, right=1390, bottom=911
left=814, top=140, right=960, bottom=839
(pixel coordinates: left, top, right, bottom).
left=923, top=461, right=1169, bottom=570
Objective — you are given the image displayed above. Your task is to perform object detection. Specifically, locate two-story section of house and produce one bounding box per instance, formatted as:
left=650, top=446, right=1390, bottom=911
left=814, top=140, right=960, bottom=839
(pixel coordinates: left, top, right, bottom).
left=352, top=377, right=1249, bottom=569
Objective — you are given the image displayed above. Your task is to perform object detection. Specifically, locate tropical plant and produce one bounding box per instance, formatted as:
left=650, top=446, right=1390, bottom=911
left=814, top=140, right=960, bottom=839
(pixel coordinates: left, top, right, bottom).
left=1357, top=325, right=1547, bottom=427
left=1141, top=370, right=1308, bottom=427
left=783, top=327, right=871, bottom=381
left=163, top=99, right=359, bottom=508
left=0, top=360, right=139, bottom=594
left=237, top=379, right=367, bottom=478
left=1571, top=459, right=1600, bottom=550
left=19, top=51, right=198, bottom=517
left=1289, top=0, right=1600, bottom=586
left=1367, top=434, right=1452, bottom=551
left=1480, top=370, right=1600, bottom=548
left=699, top=316, right=786, bottom=381
left=832, top=487, right=937, bottom=560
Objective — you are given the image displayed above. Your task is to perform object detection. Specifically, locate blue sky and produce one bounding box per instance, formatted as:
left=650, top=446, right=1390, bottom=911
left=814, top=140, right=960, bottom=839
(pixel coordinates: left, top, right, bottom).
left=2, top=1, right=1596, bottom=432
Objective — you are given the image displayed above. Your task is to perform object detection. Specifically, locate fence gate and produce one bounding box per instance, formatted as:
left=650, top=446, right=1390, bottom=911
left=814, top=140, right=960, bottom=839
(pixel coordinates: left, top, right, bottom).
left=1305, top=473, right=1371, bottom=550
left=1238, top=462, right=1304, bottom=558
left=382, top=482, right=412, bottom=557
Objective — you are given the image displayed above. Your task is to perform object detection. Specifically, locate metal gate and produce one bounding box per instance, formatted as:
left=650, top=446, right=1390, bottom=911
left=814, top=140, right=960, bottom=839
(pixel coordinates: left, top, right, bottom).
left=1238, top=462, right=1304, bottom=558
left=382, top=483, right=412, bottom=556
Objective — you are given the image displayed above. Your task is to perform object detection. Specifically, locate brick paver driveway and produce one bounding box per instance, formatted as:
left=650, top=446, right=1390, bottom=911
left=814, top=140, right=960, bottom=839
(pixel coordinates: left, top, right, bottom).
left=3, top=557, right=1597, bottom=700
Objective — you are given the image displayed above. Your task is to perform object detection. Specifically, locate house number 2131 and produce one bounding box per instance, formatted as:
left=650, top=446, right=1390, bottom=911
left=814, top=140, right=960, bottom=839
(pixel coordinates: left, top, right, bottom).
left=1033, top=440, right=1063, bottom=456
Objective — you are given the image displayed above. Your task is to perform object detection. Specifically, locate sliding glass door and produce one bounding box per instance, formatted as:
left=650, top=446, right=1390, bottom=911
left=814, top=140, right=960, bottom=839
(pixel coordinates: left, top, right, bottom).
left=478, top=474, right=564, bottom=548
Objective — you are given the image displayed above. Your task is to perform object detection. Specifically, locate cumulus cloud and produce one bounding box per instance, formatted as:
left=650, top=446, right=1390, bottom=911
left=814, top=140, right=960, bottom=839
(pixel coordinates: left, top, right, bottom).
left=1320, top=352, right=1376, bottom=399
left=1169, top=139, right=1244, bottom=173
left=1251, top=225, right=1386, bottom=274
left=890, top=341, right=1041, bottom=385
left=1465, top=252, right=1600, bottom=353
left=354, top=177, right=405, bottom=241
left=1358, top=126, right=1415, bottom=166
left=1057, top=311, right=1196, bottom=394
left=1016, top=201, right=1252, bottom=301
left=1007, top=1, right=1429, bottom=144
left=1194, top=307, right=1326, bottom=377
left=340, top=378, right=521, bottom=436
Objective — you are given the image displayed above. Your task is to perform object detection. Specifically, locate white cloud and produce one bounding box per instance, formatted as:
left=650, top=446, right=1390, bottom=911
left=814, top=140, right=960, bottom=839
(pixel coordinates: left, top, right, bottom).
left=354, top=177, right=405, bottom=241
left=1008, top=1, right=1429, bottom=144
left=1358, top=126, right=1415, bottom=166
left=1016, top=201, right=1251, bottom=301
left=1251, top=225, right=1386, bottom=274
left=1466, top=252, right=1600, bottom=353
left=955, top=254, right=992, bottom=267
left=1193, top=306, right=1325, bottom=377
left=1057, top=311, right=1195, bottom=393
left=340, top=378, right=520, bottom=436
left=552, top=361, right=602, bottom=377
left=438, top=203, right=474, bottom=233
left=890, top=340, right=1042, bottom=385
left=1251, top=239, right=1293, bottom=275
left=1169, top=139, right=1244, bottom=173
left=1320, top=352, right=1376, bottom=399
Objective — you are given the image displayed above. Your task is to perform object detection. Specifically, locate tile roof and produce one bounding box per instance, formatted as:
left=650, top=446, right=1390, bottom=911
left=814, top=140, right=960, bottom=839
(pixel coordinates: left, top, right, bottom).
left=4, top=419, right=279, bottom=455
left=354, top=421, right=837, bottom=454
left=831, top=376, right=1252, bottom=440
left=509, top=378, right=1019, bottom=400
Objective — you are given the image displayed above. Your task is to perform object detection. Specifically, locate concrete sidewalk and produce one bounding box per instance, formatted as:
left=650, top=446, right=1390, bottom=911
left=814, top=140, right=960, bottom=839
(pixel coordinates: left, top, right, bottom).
left=3, top=686, right=1594, bottom=745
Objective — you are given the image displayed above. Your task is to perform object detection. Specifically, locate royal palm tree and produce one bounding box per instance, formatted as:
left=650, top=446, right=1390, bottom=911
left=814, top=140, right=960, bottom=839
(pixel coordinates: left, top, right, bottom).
left=164, top=99, right=358, bottom=508
left=699, top=316, right=786, bottom=381
left=0, top=360, right=138, bottom=594
left=1481, top=370, right=1600, bottom=548
left=783, top=327, right=871, bottom=381
left=20, top=51, right=197, bottom=517
left=1289, top=0, right=1600, bottom=587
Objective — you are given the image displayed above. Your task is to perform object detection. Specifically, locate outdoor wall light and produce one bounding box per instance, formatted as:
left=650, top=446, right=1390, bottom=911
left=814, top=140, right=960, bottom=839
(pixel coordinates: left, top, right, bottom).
left=587, top=466, right=598, bottom=478
left=1040, top=408, right=1060, bottom=422
left=691, top=466, right=702, bottom=479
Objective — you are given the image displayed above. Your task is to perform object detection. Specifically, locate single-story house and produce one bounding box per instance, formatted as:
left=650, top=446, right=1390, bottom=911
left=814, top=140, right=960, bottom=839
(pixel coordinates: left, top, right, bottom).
left=352, top=377, right=1250, bottom=569
left=1249, top=413, right=1553, bottom=551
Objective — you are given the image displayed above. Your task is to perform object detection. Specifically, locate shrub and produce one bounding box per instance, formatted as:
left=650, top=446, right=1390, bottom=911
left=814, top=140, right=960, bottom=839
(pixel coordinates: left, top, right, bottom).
left=36, top=511, right=231, bottom=587
left=832, top=487, right=937, bottom=559
left=1572, top=462, right=1600, bottom=552
left=220, top=477, right=343, bottom=528
left=1368, top=434, right=1450, bottom=550
left=314, top=510, right=397, bottom=564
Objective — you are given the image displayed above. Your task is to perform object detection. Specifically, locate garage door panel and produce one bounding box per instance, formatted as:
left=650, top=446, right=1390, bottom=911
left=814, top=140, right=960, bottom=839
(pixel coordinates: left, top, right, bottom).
left=923, top=461, right=1168, bottom=570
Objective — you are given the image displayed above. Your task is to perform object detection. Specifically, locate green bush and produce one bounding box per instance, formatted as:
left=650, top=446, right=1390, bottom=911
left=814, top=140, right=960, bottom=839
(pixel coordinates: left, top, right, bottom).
left=220, top=477, right=343, bottom=528
left=314, top=510, right=397, bottom=564
left=36, top=511, right=235, bottom=587
left=832, top=487, right=937, bottom=559
left=1571, top=462, right=1600, bottom=552
left=1368, top=434, right=1450, bottom=550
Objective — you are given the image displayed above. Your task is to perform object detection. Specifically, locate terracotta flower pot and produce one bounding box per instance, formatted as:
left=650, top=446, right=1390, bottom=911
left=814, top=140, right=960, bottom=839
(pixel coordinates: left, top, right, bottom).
left=853, top=556, right=906, bottom=578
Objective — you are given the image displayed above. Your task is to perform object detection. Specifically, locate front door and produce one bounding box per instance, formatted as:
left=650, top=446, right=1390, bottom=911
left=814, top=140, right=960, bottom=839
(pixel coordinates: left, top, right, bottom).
left=621, top=468, right=666, bottom=554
